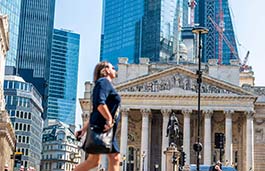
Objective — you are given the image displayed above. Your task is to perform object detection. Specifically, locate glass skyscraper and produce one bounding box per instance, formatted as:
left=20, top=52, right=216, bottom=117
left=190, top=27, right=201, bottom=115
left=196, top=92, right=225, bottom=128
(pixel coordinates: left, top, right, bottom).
left=4, top=75, right=43, bottom=170
left=16, top=0, right=55, bottom=119
left=0, top=0, right=21, bottom=66
left=100, top=0, right=186, bottom=67
left=196, top=0, right=238, bottom=64
left=47, top=29, right=80, bottom=126
left=100, top=0, right=144, bottom=66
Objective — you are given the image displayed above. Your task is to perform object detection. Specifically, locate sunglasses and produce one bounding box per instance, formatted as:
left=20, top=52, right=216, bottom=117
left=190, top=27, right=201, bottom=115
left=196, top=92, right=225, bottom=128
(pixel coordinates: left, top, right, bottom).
left=106, top=65, right=115, bottom=70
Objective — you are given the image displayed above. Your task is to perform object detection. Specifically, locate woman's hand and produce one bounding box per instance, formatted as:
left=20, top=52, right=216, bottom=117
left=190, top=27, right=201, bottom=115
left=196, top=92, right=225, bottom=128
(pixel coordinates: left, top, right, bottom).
left=75, top=129, right=86, bottom=141
left=103, top=120, right=114, bottom=132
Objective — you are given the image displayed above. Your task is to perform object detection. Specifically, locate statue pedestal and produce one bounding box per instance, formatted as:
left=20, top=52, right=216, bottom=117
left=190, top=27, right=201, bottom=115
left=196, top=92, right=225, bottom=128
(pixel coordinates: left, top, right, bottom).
left=164, top=145, right=181, bottom=171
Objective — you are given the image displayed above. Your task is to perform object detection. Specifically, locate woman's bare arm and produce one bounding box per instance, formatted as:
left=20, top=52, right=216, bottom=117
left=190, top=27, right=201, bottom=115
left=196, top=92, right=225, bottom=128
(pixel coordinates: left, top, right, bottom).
left=97, top=104, right=113, bottom=124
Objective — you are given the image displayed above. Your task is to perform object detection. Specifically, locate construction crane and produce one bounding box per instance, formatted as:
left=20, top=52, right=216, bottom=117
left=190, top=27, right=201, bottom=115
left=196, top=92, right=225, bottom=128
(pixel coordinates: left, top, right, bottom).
left=240, top=51, right=251, bottom=71
left=188, top=0, right=197, bottom=27
left=208, top=16, right=239, bottom=61
left=217, top=0, right=225, bottom=64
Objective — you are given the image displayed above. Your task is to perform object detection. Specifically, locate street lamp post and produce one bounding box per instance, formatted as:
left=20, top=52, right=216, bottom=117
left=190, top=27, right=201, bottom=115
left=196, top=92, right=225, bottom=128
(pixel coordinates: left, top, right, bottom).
left=192, top=26, right=209, bottom=171
left=154, top=163, right=159, bottom=171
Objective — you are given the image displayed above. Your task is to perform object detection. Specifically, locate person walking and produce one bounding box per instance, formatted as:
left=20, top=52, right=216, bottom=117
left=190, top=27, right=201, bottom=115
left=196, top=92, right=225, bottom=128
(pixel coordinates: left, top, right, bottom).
left=214, top=161, right=222, bottom=171
left=74, top=61, right=121, bottom=171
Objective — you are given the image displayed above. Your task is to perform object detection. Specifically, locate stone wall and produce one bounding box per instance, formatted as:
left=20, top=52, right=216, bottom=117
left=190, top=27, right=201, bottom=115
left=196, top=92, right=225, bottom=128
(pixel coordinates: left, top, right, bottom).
left=0, top=111, right=16, bottom=170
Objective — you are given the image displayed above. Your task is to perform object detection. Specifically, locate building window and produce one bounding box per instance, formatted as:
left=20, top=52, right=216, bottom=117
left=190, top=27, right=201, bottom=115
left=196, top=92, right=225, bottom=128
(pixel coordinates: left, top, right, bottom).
left=57, top=132, right=65, bottom=140
left=15, top=123, right=18, bottom=130
left=23, top=124, right=27, bottom=131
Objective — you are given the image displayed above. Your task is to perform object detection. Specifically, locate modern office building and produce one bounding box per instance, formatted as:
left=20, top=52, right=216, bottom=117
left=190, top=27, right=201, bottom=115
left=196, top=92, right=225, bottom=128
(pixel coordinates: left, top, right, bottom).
left=195, top=0, right=238, bottom=64
left=41, top=120, right=81, bottom=171
left=0, top=0, right=21, bottom=67
left=4, top=75, right=43, bottom=170
left=16, top=0, right=56, bottom=119
left=101, top=0, right=238, bottom=66
left=182, top=0, right=189, bottom=27
left=100, top=0, right=187, bottom=67
left=46, top=29, right=80, bottom=126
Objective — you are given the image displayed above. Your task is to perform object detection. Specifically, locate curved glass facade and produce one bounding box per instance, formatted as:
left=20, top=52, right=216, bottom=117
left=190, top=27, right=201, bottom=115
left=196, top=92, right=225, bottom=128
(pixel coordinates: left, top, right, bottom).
left=4, top=76, right=43, bottom=170
left=47, top=29, right=80, bottom=126
left=0, top=0, right=21, bottom=66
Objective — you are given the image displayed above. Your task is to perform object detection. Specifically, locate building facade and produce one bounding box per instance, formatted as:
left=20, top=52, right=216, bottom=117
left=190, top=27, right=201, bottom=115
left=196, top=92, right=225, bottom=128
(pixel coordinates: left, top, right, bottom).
left=100, top=0, right=188, bottom=67
left=195, top=0, right=238, bottom=65
left=0, top=0, right=21, bottom=67
left=16, top=0, right=56, bottom=119
left=100, top=0, right=239, bottom=67
left=4, top=75, right=43, bottom=170
left=41, top=120, right=81, bottom=171
left=46, top=29, right=80, bottom=126
left=80, top=58, right=265, bottom=171
left=0, top=14, right=16, bottom=171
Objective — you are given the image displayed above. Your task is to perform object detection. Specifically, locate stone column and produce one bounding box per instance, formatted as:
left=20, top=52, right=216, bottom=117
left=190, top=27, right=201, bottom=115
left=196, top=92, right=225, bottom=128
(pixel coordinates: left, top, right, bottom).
left=203, top=110, right=213, bottom=165
left=161, top=108, right=171, bottom=171
left=182, top=109, right=192, bottom=165
left=120, top=108, right=129, bottom=171
left=224, top=110, right=233, bottom=165
left=140, top=108, right=151, bottom=171
left=245, top=110, right=254, bottom=171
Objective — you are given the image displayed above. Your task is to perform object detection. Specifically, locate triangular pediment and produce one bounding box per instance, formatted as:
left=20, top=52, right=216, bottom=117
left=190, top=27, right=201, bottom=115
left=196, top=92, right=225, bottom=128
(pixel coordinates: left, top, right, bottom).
left=115, top=65, right=253, bottom=96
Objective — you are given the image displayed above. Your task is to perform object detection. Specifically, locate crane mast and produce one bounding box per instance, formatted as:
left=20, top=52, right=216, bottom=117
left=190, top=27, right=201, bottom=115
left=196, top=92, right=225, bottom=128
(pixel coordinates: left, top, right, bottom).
left=208, top=16, right=238, bottom=59
left=218, top=0, right=224, bottom=64
left=188, top=0, right=197, bottom=27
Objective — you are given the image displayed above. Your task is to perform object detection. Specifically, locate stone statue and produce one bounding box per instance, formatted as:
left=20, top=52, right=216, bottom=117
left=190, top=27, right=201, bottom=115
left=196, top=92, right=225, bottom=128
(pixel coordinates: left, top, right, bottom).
left=166, top=112, right=180, bottom=146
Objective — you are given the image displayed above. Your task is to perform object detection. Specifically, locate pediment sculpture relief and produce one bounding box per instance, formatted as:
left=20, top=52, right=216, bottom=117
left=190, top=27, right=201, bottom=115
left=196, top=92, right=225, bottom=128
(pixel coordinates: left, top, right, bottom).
left=120, top=73, right=237, bottom=95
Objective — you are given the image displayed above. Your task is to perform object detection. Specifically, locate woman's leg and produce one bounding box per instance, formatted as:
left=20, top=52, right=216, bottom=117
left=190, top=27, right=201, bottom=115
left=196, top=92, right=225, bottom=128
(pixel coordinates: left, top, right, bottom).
left=74, top=154, right=101, bottom=171
left=107, top=153, right=120, bottom=171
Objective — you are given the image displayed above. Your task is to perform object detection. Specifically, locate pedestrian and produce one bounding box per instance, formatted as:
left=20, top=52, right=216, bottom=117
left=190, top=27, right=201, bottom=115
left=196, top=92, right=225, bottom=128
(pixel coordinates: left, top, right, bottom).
left=209, top=161, right=222, bottom=171
left=214, top=161, right=222, bottom=171
left=74, top=61, right=121, bottom=171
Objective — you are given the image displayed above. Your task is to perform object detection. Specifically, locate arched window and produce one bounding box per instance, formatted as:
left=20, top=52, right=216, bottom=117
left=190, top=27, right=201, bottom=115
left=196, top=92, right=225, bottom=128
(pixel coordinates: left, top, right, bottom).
left=19, top=123, right=22, bottom=130
left=23, top=124, right=27, bottom=131
left=15, top=123, right=18, bottom=130
left=20, top=111, right=23, bottom=118
left=57, top=131, right=65, bottom=141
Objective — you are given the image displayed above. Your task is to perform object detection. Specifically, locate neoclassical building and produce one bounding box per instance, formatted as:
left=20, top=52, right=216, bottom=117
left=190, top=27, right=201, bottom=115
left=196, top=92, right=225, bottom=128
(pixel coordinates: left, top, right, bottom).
left=79, top=58, right=265, bottom=171
left=0, top=14, right=16, bottom=170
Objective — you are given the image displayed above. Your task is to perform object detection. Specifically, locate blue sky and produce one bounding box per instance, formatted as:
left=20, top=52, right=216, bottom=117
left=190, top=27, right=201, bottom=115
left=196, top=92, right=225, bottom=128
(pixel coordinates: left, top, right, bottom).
left=54, top=0, right=265, bottom=126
